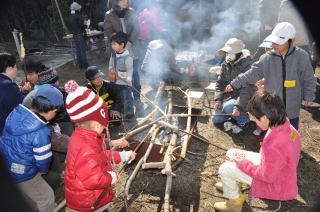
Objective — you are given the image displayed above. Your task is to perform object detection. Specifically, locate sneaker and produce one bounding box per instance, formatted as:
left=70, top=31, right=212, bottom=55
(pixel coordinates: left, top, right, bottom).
left=224, top=121, right=233, bottom=132
left=253, top=129, right=262, bottom=136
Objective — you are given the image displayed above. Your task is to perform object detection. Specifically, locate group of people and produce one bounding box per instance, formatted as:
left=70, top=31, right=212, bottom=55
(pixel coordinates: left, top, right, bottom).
left=67, top=0, right=169, bottom=119
left=0, top=0, right=318, bottom=212
left=0, top=52, right=137, bottom=211
left=210, top=21, right=316, bottom=211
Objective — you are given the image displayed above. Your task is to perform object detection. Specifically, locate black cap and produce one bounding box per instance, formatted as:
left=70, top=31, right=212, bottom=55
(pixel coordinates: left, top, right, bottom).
left=85, top=66, right=104, bottom=80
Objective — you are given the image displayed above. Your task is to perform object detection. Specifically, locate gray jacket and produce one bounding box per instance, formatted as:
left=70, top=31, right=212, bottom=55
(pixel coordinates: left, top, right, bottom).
left=230, top=46, right=316, bottom=119
left=215, top=50, right=256, bottom=112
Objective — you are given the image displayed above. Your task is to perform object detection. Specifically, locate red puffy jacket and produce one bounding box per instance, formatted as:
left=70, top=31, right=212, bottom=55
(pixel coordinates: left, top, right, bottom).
left=65, top=128, right=121, bottom=211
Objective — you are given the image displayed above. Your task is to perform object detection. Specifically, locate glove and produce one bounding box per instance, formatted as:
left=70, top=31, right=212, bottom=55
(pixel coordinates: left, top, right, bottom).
left=107, top=171, right=119, bottom=184
left=119, top=150, right=133, bottom=162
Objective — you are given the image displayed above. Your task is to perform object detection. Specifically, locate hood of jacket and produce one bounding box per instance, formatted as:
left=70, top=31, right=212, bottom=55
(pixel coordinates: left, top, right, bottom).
left=5, top=104, right=47, bottom=136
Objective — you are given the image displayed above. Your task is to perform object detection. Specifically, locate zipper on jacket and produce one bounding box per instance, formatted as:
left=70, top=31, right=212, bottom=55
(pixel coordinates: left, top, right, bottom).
left=281, top=56, right=287, bottom=109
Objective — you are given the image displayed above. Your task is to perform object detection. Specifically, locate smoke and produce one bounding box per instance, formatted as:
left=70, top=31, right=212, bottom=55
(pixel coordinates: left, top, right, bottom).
left=138, top=0, right=263, bottom=85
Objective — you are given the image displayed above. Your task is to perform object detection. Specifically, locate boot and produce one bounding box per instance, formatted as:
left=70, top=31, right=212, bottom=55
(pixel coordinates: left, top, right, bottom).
left=213, top=197, right=245, bottom=212
left=215, top=182, right=243, bottom=193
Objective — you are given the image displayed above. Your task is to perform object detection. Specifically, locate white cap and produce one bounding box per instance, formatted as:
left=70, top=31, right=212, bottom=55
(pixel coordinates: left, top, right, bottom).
left=218, top=38, right=245, bottom=55
left=265, top=22, right=296, bottom=45
left=259, top=40, right=273, bottom=49
left=70, top=2, right=81, bottom=11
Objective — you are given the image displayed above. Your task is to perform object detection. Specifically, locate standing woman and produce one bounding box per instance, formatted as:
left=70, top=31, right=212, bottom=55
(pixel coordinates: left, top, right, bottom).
left=104, top=0, right=144, bottom=117
left=67, top=2, right=89, bottom=69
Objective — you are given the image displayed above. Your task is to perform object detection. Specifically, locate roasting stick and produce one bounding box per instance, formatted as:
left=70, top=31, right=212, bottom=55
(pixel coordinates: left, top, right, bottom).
left=92, top=125, right=157, bottom=209
left=166, top=113, right=232, bottom=117
left=158, top=121, right=228, bottom=151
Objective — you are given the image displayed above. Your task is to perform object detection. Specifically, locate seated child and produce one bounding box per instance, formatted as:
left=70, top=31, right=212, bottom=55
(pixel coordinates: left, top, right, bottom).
left=0, top=86, right=64, bottom=212
left=212, top=38, right=256, bottom=134
left=63, top=80, right=136, bottom=211
left=214, top=91, right=301, bottom=212
left=108, top=32, right=135, bottom=119
left=85, top=66, right=121, bottom=121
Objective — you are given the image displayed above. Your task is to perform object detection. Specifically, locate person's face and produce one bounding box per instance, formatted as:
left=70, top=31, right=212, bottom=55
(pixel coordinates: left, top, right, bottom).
left=248, top=113, right=270, bottom=131
left=7, top=65, right=18, bottom=81
left=272, top=41, right=290, bottom=56
left=118, top=0, right=127, bottom=9
left=90, top=76, right=103, bottom=88
left=26, top=72, right=39, bottom=84
left=43, top=109, right=58, bottom=121
left=111, top=41, right=125, bottom=53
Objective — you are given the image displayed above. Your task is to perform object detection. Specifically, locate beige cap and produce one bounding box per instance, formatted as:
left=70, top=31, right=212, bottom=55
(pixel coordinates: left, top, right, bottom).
left=218, top=38, right=245, bottom=55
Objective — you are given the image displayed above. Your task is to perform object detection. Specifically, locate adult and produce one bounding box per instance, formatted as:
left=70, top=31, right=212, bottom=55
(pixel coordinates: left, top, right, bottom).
left=212, top=38, right=255, bottom=134
left=104, top=0, right=144, bottom=116
left=225, top=22, right=316, bottom=130
left=67, top=2, right=89, bottom=69
left=0, top=53, right=30, bottom=134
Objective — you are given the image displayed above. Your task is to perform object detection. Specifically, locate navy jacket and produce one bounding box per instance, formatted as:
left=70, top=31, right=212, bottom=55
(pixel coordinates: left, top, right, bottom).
left=0, top=74, right=28, bottom=134
left=0, top=105, right=52, bottom=183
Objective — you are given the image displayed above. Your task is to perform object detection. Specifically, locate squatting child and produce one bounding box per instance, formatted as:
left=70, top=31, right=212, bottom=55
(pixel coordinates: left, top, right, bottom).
left=64, top=80, right=136, bottom=211
left=0, top=86, right=64, bottom=212
left=213, top=91, right=301, bottom=212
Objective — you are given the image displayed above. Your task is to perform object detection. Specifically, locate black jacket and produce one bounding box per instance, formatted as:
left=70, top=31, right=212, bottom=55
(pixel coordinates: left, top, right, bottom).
left=67, top=12, right=86, bottom=36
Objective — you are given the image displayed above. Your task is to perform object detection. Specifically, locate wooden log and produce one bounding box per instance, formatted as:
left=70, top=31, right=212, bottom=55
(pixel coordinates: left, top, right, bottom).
left=164, top=174, right=173, bottom=212
left=158, top=121, right=228, bottom=151
left=181, top=90, right=192, bottom=158
left=137, top=108, right=159, bottom=126
left=123, top=118, right=161, bottom=139
left=165, top=113, right=232, bottom=117
left=142, top=162, right=166, bottom=169
left=53, top=199, right=66, bottom=212
left=125, top=157, right=144, bottom=199
left=143, top=127, right=162, bottom=163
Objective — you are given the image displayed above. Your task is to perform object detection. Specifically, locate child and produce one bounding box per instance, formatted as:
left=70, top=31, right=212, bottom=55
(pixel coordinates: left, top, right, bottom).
left=214, top=91, right=301, bottom=212
left=64, top=80, right=136, bottom=211
left=86, top=66, right=121, bottom=121
left=212, top=38, right=256, bottom=134
left=225, top=22, right=316, bottom=130
left=108, top=32, right=135, bottom=119
left=0, top=86, right=64, bottom=212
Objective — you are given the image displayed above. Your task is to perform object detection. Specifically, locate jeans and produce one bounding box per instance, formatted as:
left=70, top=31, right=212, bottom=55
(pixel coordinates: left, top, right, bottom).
left=117, top=84, right=134, bottom=117
left=212, top=99, right=249, bottom=125
left=132, top=59, right=142, bottom=106
left=73, top=34, right=89, bottom=69
left=289, top=117, right=299, bottom=130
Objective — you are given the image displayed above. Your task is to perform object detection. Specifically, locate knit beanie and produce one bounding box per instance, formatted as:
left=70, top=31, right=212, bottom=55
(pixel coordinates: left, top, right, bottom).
left=64, top=80, right=109, bottom=126
left=38, top=68, right=59, bottom=85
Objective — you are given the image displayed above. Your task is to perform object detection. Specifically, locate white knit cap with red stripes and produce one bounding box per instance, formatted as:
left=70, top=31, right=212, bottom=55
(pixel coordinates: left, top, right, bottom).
left=65, top=80, right=109, bottom=126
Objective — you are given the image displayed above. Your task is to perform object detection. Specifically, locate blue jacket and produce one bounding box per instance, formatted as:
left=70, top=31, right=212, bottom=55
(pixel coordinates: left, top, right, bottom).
left=0, top=105, right=52, bottom=183
left=0, top=74, right=28, bottom=134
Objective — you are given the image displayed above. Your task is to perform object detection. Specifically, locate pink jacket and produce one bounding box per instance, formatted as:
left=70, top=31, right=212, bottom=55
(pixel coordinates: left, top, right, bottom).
left=238, top=118, right=301, bottom=200
left=138, top=6, right=163, bottom=40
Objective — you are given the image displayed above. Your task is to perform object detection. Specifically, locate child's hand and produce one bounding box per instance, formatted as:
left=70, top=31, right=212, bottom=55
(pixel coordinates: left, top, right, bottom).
left=119, top=150, right=136, bottom=164
left=232, top=108, right=240, bottom=116
left=107, top=171, right=119, bottom=184
left=111, top=138, right=129, bottom=148
left=225, top=84, right=234, bottom=92
left=128, top=152, right=137, bottom=164
left=127, top=81, right=132, bottom=87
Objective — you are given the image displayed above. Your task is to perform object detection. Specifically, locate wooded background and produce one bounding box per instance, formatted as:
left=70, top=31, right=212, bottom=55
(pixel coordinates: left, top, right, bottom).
left=0, top=0, right=106, bottom=43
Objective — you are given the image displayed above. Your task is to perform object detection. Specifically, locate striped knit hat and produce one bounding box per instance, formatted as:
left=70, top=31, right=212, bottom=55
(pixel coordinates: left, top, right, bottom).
left=64, top=80, right=109, bottom=126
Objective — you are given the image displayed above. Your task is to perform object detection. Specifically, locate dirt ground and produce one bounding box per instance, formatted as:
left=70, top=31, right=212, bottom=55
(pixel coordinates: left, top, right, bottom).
left=55, top=49, right=320, bottom=212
